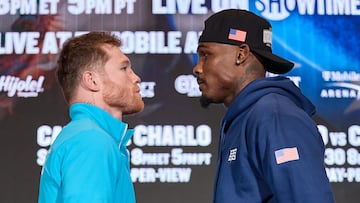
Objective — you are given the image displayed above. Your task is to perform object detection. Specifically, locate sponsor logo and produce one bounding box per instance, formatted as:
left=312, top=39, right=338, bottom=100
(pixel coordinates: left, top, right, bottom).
left=0, top=75, right=45, bottom=97
left=320, top=71, right=360, bottom=99
left=228, top=148, right=237, bottom=161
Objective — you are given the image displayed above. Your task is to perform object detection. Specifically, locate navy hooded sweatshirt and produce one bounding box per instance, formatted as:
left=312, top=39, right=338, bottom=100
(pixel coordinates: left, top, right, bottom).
left=213, top=76, right=334, bottom=203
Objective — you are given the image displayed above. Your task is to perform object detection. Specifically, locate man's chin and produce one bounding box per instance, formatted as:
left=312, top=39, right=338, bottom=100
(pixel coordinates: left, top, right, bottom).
left=199, top=96, right=213, bottom=108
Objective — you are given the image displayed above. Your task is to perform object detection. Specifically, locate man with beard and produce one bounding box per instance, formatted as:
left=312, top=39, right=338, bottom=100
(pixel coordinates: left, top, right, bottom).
left=38, top=32, right=144, bottom=203
left=193, top=9, right=334, bottom=203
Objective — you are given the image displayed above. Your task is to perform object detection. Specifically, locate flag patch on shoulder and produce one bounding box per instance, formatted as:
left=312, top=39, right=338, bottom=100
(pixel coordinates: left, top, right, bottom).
left=275, top=147, right=299, bottom=164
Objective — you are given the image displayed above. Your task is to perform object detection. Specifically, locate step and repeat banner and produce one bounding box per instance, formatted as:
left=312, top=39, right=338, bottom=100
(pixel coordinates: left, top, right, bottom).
left=0, top=0, right=359, bottom=202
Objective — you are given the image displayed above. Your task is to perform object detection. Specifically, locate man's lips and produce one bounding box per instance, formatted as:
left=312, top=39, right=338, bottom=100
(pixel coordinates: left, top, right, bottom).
left=197, top=78, right=205, bottom=91
left=197, top=78, right=205, bottom=85
left=134, top=86, right=141, bottom=94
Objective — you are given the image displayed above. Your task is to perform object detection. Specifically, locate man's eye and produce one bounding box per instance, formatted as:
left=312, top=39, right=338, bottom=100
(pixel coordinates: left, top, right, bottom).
left=199, top=52, right=208, bottom=58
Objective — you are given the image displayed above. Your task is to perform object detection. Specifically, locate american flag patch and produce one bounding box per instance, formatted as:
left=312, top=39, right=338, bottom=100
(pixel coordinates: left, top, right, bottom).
left=275, top=147, right=299, bottom=164
left=228, top=28, right=247, bottom=42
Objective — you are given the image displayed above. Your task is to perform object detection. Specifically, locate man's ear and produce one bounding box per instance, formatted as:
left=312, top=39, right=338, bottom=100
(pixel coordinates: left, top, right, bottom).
left=235, top=44, right=250, bottom=65
left=81, top=70, right=100, bottom=91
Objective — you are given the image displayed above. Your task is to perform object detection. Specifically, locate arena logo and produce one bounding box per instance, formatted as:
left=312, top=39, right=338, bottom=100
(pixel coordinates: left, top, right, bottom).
left=320, top=83, right=360, bottom=99
left=0, top=75, right=45, bottom=97
left=320, top=71, right=360, bottom=99
left=255, top=0, right=360, bottom=21
left=322, top=71, right=360, bottom=82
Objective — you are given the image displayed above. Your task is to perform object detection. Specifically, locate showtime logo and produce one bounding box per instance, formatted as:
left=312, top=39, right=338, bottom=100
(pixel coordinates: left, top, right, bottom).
left=0, top=75, right=45, bottom=97
left=255, top=0, right=360, bottom=21
left=174, top=75, right=201, bottom=97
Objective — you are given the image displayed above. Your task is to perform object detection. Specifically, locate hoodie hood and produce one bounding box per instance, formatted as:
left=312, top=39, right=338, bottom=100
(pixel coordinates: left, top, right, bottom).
left=223, top=76, right=315, bottom=124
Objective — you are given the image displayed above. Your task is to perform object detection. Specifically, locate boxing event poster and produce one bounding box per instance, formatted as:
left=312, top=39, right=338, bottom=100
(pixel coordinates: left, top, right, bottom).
left=0, top=0, right=359, bottom=202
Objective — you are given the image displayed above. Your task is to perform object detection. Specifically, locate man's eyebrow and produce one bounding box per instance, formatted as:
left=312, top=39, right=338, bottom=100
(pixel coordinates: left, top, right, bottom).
left=197, top=44, right=206, bottom=52
left=120, top=60, right=130, bottom=66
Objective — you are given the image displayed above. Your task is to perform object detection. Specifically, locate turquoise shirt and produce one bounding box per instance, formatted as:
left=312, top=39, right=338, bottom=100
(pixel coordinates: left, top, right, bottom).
left=38, top=103, right=135, bottom=203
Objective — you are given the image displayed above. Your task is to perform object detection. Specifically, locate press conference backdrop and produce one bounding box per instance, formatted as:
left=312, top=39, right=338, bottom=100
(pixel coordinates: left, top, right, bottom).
left=0, top=0, right=359, bottom=202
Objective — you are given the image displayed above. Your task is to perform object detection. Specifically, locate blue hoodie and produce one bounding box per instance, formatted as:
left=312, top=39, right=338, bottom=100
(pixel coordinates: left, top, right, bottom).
left=38, top=103, right=135, bottom=203
left=213, top=76, right=334, bottom=203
